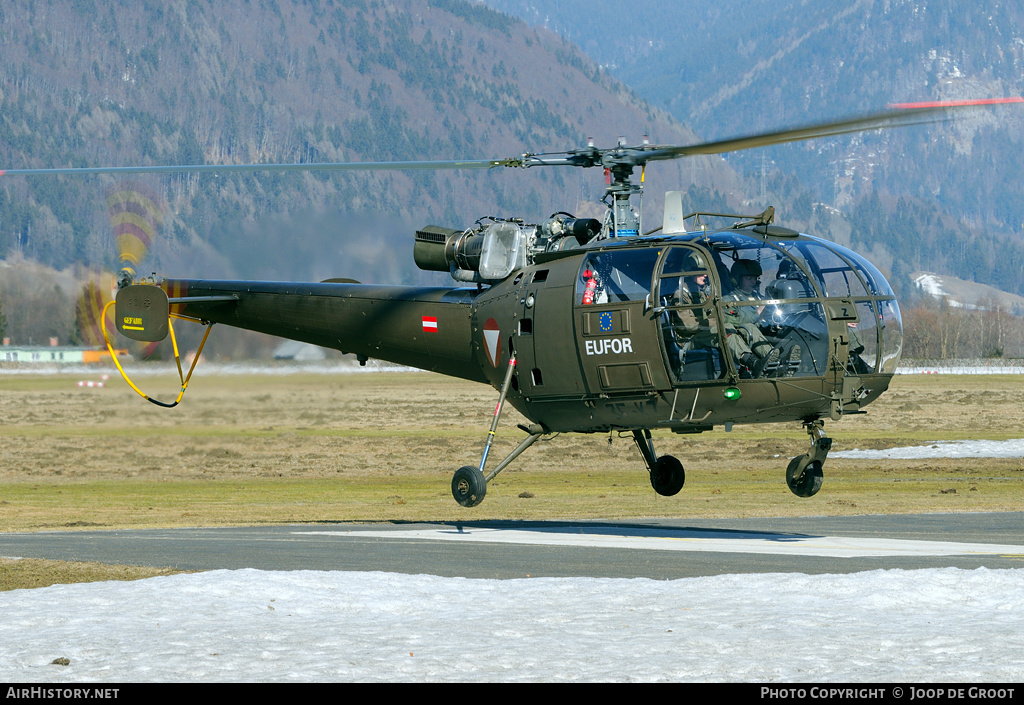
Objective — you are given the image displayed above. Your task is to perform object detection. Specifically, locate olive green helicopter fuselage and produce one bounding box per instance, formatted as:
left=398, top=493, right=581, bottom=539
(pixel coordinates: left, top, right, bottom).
left=117, top=213, right=899, bottom=505
left=160, top=229, right=895, bottom=433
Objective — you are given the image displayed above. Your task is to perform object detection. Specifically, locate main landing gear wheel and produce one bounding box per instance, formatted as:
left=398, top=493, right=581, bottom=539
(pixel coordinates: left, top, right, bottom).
left=452, top=465, right=487, bottom=507
left=650, top=455, right=686, bottom=497
left=786, top=455, right=823, bottom=498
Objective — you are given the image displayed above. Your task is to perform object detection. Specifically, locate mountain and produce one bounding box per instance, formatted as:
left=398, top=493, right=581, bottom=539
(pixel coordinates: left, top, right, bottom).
left=483, top=0, right=1024, bottom=297
left=0, top=0, right=739, bottom=285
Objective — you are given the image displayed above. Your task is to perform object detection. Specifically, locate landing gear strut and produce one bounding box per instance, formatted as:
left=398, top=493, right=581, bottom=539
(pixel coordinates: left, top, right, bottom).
left=451, top=352, right=546, bottom=507
left=633, top=429, right=685, bottom=496
left=786, top=420, right=831, bottom=497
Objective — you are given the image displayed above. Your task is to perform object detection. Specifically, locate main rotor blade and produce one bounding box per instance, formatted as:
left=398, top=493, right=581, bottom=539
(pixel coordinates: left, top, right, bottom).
left=638, top=98, right=1024, bottom=162
left=3, top=98, right=1018, bottom=177
left=0, top=157, right=514, bottom=177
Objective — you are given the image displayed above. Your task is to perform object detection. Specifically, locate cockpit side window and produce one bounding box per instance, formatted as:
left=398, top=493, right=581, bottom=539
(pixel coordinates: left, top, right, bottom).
left=879, top=299, right=903, bottom=373
left=702, top=237, right=827, bottom=379
left=656, top=246, right=725, bottom=382
left=576, top=249, right=660, bottom=305
left=701, top=234, right=806, bottom=301
left=849, top=300, right=880, bottom=374
left=819, top=240, right=896, bottom=297
left=778, top=241, right=868, bottom=297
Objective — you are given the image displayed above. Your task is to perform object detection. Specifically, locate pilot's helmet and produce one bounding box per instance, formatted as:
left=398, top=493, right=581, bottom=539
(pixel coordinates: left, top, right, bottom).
left=730, top=258, right=762, bottom=284
left=776, top=258, right=804, bottom=280
left=667, top=248, right=706, bottom=272
left=766, top=278, right=813, bottom=300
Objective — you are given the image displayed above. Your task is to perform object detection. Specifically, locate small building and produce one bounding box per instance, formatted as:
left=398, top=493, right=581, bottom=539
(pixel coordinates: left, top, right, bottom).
left=0, top=346, right=130, bottom=364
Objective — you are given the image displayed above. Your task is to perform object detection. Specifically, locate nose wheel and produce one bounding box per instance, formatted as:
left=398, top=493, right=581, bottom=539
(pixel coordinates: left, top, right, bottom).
left=786, top=420, right=831, bottom=497
left=633, top=429, right=686, bottom=497
left=786, top=455, right=823, bottom=497
left=651, top=455, right=686, bottom=496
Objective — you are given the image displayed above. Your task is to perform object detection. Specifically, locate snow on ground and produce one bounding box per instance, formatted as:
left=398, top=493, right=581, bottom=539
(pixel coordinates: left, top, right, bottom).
left=897, top=365, right=1024, bottom=374
left=912, top=273, right=977, bottom=309
left=832, top=438, right=1024, bottom=459
left=1, top=567, right=1022, bottom=682
left=914, top=273, right=949, bottom=299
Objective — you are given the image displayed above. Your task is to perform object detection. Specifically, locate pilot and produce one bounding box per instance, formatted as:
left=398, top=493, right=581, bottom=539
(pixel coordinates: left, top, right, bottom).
left=761, top=259, right=816, bottom=331
left=723, top=259, right=798, bottom=377
left=668, top=255, right=717, bottom=351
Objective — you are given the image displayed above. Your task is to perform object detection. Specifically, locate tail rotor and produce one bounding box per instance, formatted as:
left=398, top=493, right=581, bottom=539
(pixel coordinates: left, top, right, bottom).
left=74, top=183, right=165, bottom=357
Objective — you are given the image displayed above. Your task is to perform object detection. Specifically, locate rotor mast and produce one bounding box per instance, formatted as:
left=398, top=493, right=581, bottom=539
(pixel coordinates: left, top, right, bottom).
left=605, top=147, right=644, bottom=239
left=518, top=137, right=651, bottom=240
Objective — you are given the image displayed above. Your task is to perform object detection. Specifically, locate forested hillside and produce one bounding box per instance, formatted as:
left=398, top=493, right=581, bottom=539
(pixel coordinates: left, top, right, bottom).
left=0, top=0, right=734, bottom=285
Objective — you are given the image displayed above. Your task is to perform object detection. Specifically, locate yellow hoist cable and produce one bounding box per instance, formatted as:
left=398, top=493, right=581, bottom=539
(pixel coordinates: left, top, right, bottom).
left=101, top=299, right=214, bottom=408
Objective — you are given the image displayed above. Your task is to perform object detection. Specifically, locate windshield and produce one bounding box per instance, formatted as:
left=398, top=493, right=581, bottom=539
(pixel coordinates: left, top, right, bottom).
left=699, top=231, right=900, bottom=377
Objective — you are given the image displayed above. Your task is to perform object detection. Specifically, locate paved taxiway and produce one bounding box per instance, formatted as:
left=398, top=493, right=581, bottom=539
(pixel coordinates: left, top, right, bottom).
left=2, top=513, right=1023, bottom=578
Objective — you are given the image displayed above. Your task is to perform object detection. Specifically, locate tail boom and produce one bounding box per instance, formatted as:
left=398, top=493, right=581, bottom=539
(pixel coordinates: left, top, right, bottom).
left=120, top=279, right=487, bottom=383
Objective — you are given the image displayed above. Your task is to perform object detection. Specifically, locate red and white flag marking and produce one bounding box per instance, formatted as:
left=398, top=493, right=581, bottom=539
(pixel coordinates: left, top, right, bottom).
left=483, top=318, right=501, bottom=367
left=422, top=316, right=438, bottom=332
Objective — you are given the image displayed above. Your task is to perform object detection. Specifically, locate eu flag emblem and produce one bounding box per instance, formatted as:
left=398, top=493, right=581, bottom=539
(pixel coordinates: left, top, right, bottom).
left=599, top=311, right=613, bottom=332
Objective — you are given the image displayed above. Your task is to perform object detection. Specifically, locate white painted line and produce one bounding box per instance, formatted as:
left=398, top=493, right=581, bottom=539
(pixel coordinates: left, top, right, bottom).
left=294, top=527, right=1024, bottom=558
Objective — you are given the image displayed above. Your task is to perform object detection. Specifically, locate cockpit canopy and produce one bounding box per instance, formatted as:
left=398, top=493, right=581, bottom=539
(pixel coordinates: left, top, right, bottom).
left=575, top=229, right=902, bottom=380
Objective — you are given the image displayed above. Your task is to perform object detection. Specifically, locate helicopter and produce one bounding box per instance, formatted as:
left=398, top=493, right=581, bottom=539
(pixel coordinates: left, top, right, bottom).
left=4, top=98, right=1020, bottom=507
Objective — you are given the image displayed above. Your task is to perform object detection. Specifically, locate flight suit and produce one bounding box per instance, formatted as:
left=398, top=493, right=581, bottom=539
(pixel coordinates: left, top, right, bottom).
left=722, top=290, right=772, bottom=362
left=670, top=279, right=718, bottom=352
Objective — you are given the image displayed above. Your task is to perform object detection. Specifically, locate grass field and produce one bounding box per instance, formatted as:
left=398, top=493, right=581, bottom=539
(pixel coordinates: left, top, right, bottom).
left=2, top=367, right=1023, bottom=589
left=2, top=367, right=1023, bottom=530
